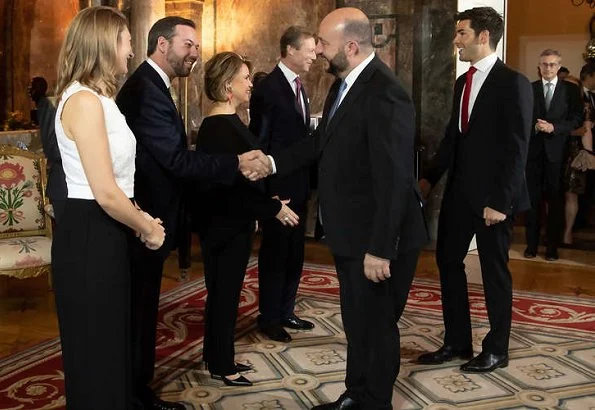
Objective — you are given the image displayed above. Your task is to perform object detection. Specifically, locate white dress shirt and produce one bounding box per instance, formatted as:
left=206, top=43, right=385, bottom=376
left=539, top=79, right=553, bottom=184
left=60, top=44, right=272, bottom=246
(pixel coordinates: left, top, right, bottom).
left=278, top=61, right=307, bottom=118
left=338, top=52, right=375, bottom=106
left=459, top=53, right=498, bottom=131
left=542, top=75, right=558, bottom=97
left=147, top=58, right=171, bottom=89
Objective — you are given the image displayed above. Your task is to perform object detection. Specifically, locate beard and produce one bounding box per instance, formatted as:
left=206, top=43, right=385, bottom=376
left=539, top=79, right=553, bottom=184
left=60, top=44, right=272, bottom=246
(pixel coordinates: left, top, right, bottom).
left=326, top=50, right=349, bottom=76
left=166, top=49, right=194, bottom=77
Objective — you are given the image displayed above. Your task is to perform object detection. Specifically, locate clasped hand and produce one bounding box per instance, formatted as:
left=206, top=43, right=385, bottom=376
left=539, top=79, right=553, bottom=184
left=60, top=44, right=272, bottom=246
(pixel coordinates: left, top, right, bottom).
left=275, top=198, right=299, bottom=226
left=239, top=150, right=272, bottom=181
left=535, top=119, right=554, bottom=134
left=138, top=211, right=165, bottom=250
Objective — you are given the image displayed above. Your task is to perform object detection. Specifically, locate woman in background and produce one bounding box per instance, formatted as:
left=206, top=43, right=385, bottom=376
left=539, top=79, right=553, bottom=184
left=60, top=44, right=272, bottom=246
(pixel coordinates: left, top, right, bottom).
left=195, top=52, right=299, bottom=386
left=562, top=74, right=593, bottom=246
left=52, top=7, right=165, bottom=409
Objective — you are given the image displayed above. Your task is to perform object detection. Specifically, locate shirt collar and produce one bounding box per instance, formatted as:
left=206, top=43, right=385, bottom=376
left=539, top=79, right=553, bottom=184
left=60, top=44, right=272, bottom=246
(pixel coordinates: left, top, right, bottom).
left=147, top=58, right=172, bottom=89
left=542, top=76, right=558, bottom=88
left=278, top=61, right=299, bottom=84
left=471, top=53, right=498, bottom=73
left=343, top=52, right=375, bottom=88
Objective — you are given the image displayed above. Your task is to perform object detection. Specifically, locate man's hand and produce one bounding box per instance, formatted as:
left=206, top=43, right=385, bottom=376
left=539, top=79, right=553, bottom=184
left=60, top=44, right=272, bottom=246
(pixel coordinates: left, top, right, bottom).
left=418, top=178, right=432, bottom=200
left=238, top=150, right=271, bottom=181
left=483, top=207, right=506, bottom=226
left=535, top=119, right=554, bottom=134
left=363, top=253, right=391, bottom=283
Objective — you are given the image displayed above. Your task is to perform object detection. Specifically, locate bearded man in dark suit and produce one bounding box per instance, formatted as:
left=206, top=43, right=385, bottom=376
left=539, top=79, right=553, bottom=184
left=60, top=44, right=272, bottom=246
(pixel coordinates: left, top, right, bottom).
left=272, top=7, right=428, bottom=409
left=116, top=16, right=270, bottom=410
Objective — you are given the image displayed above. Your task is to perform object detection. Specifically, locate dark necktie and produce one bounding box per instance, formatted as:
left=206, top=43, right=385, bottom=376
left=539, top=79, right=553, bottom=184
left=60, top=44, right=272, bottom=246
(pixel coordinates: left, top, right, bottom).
left=461, top=66, right=477, bottom=134
left=295, top=77, right=305, bottom=122
left=327, top=80, right=347, bottom=127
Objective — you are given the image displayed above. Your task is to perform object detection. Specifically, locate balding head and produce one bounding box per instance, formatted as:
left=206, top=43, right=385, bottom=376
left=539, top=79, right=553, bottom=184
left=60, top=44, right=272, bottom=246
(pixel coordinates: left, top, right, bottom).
left=320, top=8, right=371, bottom=46
left=315, top=7, right=373, bottom=78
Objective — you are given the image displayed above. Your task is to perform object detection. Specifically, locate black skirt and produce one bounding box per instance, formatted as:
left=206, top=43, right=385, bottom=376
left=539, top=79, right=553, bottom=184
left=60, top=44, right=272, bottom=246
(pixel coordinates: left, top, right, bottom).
left=51, top=198, right=133, bottom=410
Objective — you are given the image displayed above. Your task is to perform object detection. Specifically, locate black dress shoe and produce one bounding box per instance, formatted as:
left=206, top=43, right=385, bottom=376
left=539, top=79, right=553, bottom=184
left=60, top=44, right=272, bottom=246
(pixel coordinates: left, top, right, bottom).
left=144, top=397, right=186, bottom=410
left=417, top=345, right=474, bottom=364
left=281, top=315, right=315, bottom=330
left=311, top=393, right=359, bottom=409
left=545, top=248, right=559, bottom=261
left=211, top=373, right=253, bottom=386
left=523, top=248, right=537, bottom=258
left=460, top=351, right=508, bottom=373
left=260, top=324, right=292, bottom=342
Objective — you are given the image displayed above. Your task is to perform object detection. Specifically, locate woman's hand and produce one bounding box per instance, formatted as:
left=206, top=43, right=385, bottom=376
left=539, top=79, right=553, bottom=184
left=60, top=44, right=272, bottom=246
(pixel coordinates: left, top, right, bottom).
left=139, top=211, right=165, bottom=249
left=275, top=199, right=299, bottom=227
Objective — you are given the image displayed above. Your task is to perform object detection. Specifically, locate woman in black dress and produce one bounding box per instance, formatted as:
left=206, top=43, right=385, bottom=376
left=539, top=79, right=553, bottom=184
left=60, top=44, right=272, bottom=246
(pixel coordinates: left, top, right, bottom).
left=195, top=52, right=299, bottom=386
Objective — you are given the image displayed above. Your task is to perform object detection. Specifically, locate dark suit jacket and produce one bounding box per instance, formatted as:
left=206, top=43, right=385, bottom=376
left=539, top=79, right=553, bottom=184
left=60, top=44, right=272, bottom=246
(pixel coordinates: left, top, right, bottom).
left=116, top=61, right=239, bottom=253
left=38, top=96, right=66, bottom=202
left=528, top=79, right=583, bottom=163
left=276, top=56, right=428, bottom=259
left=195, top=114, right=281, bottom=242
left=425, top=59, right=534, bottom=216
left=249, top=65, right=311, bottom=209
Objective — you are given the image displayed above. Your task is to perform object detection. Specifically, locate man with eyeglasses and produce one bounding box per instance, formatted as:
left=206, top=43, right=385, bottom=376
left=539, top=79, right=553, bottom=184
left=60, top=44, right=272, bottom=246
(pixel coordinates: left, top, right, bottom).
left=524, top=49, right=582, bottom=261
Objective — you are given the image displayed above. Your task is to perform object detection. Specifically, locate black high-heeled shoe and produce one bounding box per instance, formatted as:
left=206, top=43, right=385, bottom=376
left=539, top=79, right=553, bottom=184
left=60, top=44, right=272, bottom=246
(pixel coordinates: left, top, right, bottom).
left=205, top=361, right=252, bottom=373
left=210, top=373, right=253, bottom=386
left=234, top=362, right=252, bottom=372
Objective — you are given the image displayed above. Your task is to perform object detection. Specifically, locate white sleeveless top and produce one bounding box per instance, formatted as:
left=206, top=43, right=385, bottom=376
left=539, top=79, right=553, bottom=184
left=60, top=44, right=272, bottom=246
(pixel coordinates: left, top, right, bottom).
left=55, top=82, right=136, bottom=199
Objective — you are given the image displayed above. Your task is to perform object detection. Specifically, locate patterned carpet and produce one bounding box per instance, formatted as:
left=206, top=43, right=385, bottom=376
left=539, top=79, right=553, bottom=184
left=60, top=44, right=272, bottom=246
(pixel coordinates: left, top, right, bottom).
left=1, top=261, right=594, bottom=409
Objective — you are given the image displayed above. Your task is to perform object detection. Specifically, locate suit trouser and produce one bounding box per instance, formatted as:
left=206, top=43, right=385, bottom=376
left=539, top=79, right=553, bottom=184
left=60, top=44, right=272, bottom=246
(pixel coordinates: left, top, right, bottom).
left=333, top=249, right=419, bottom=410
left=130, top=240, right=168, bottom=401
left=436, top=190, right=514, bottom=354
left=200, top=227, right=253, bottom=376
left=525, top=157, right=564, bottom=251
left=257, top=208, right=307, bottom=326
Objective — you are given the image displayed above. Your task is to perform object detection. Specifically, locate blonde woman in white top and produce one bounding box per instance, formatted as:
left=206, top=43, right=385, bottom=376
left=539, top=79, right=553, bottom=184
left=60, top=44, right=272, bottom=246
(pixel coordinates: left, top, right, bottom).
left=52, top=7, right=164, bottom=410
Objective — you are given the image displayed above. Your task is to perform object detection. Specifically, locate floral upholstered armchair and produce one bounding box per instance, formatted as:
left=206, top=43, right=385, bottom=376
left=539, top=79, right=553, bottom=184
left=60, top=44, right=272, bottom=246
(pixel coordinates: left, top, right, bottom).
left=0, top=145, right=52, bottom=283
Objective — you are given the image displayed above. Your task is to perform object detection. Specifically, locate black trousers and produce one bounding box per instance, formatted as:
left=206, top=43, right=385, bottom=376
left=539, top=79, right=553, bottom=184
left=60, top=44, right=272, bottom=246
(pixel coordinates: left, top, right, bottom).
left=436, top=189, right=514, bottom=354
left=52, top=199, right=133, bottom=410
left=334, top=249, right=419, bottom=410
left=525, top=157, right=564, bottom=251
left=257, top=208, right=306, bottom=326
left=200, top=226, right=253, bottom=376
left=129, top=237, right=168, bottom=402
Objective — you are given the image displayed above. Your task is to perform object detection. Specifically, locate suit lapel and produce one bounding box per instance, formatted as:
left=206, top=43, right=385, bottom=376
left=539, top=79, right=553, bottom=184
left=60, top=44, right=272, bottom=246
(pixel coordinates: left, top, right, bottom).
left=533, top=81, right=546, bottom=115
left=323, top=56, right=378, bottom=143
left=467, top=59, right=502, bottom=130
left=273, top=66, right=308, bottom=124
left=548, top=80, right=564, bottom=113
left=141, top=61, right=186, bottom=143
left=301, top=86, right=310, bottom=121
left=453, top=75, right=465, bottom=133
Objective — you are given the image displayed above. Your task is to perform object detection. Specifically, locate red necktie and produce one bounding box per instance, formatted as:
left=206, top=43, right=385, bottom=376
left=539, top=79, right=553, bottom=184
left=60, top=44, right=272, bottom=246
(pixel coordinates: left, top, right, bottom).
left=461, top=66, right=477, bottom=134
left=295, top=77, right=305, bottom=121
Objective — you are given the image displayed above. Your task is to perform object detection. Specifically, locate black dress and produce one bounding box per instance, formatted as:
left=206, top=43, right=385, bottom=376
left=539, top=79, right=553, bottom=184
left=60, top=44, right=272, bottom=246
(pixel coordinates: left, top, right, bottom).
left=194, top=114, right=281, bottom=376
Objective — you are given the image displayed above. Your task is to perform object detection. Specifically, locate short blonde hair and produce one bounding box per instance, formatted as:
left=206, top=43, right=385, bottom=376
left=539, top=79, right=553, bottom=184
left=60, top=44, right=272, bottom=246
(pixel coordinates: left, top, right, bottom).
left=56, top=6, right=129, bottom=99
left=204, top=52, right=252, bottom=103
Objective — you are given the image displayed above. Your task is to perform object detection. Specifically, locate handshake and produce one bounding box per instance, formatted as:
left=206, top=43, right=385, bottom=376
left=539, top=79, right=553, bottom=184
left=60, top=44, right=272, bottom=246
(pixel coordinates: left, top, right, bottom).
left=238, top=150, right=273, bottom=181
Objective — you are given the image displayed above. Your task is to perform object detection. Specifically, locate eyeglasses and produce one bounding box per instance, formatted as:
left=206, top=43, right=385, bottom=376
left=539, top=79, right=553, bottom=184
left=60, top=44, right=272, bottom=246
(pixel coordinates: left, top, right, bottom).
left=539, top=62, right=560, bottom=68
